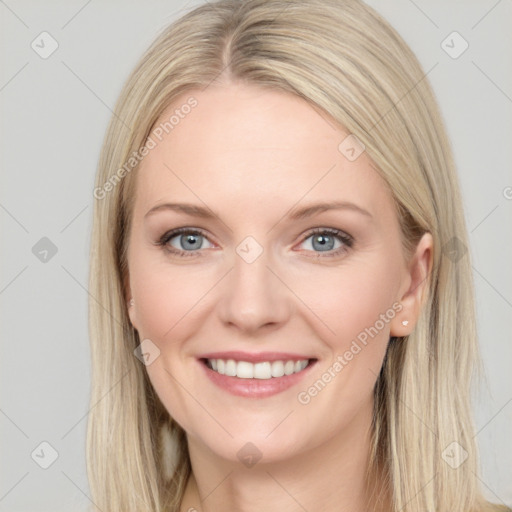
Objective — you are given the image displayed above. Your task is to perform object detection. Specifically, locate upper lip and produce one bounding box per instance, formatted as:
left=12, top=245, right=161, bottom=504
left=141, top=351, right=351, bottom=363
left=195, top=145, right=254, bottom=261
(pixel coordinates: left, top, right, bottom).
left=198, top=351, right=317, bottom=363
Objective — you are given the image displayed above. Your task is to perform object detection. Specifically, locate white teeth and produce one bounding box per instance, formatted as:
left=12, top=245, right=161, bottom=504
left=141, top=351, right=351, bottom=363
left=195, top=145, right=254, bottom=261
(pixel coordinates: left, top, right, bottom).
left=225, top=359, right=237, bottom=377
left=271, top=361, right=284, bottom=378
left=254, top=361, right=272, bottom=379
left=206, top=358, right=310, bottom=379
left=237, top=361, right=254, bottom=379
left=284, top=360, right=295, bottom=375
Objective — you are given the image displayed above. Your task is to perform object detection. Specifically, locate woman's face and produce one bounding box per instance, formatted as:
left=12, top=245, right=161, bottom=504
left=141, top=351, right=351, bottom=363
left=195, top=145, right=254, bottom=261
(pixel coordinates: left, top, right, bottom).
left=126, top=82, right=430, bottom=465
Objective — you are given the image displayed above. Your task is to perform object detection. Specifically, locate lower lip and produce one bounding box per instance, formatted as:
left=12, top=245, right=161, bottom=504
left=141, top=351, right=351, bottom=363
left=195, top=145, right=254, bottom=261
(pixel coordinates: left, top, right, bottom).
left=198, top=359, right=317, bottom=398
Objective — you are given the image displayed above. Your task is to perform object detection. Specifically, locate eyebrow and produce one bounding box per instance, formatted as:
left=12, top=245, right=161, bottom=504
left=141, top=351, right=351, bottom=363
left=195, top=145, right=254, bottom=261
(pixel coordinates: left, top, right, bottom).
left=144, top=201, right=373, bottom=221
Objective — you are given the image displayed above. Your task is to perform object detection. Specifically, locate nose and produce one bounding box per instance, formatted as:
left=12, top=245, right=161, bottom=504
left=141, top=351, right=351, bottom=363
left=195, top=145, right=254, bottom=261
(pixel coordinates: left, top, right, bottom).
left=217, top=244, right=292, bottom=335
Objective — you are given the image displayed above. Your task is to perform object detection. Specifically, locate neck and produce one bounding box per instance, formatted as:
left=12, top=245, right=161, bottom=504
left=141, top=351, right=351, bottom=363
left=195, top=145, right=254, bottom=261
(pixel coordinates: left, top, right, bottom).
left=179, top=402, right=391, bottom=512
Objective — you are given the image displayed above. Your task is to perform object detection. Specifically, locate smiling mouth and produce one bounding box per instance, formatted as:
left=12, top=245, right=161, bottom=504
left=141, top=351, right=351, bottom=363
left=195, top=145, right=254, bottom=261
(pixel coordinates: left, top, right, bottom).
left=200, top=357, right=317, bottom=380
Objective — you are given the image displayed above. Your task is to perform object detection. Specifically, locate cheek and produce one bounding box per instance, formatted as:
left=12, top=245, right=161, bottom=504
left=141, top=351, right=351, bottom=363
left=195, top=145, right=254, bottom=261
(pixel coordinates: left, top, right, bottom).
left=128, top=257, right=215, bottom=430
left=130, top=256, right=214, bottom=341
left=291, top=261, right=399, bottom=421
left=296, top=257, right=400, bottom=346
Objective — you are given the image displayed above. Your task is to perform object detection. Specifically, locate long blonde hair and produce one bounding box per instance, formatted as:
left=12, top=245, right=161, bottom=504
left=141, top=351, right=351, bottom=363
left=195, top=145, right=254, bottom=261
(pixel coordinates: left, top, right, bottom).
left=87, top=1, right=507, bottom=510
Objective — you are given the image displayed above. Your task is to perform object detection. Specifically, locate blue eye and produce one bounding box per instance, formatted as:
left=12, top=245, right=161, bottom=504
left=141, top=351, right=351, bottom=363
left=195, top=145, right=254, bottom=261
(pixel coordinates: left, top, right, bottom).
left=157, top=227, right=353, bottom=258
left=159, top=228, right=213, bottom=257
left=299, top=228, right=353, bottom=257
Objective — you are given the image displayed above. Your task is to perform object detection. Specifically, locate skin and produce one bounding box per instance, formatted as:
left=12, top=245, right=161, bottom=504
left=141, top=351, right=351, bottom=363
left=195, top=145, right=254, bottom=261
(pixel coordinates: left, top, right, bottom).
left=126, top=81, right=433, bottom=512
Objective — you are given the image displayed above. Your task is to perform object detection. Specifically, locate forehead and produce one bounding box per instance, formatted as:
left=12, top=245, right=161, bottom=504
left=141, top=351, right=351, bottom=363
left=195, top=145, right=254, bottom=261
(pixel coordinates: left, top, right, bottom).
left=133, top=82, right=393, bottom=220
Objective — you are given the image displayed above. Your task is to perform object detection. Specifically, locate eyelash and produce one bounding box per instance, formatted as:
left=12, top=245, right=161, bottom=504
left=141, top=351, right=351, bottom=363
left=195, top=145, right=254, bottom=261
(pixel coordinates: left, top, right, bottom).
left=156, top=227, right=354, bottom=259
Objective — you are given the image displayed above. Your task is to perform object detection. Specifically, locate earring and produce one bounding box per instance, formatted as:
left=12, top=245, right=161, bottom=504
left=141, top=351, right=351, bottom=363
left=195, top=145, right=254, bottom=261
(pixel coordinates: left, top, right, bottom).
left=129, top=299, right=134, bottom=307
left=402, top=320, right=409, bottom=326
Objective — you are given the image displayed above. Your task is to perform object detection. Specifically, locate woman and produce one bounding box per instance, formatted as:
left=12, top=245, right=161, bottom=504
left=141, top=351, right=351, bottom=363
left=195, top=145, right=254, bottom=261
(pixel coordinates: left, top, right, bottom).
left=87, top=0, right=510, bottom=511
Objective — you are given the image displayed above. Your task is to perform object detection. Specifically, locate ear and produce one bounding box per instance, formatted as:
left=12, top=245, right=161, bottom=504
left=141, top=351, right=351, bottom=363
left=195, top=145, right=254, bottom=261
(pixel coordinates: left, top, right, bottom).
left=123, top=272, right=138, bottom=330
left=390, top=232, right=433, bottom=337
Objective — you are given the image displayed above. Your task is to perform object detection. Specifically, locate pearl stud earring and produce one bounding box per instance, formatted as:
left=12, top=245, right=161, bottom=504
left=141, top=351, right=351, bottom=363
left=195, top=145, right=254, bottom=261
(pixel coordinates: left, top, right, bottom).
left=129, top=299, right=134, bottom=307
left=402, top=320, right=409, bottom=326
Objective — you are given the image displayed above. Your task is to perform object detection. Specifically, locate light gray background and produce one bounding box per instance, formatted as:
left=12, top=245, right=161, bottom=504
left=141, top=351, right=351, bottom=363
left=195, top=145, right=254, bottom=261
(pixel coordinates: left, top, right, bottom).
left=0, top=1, right=511, bottom=510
